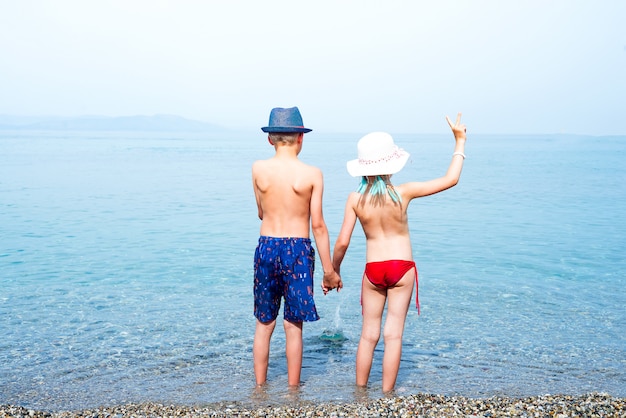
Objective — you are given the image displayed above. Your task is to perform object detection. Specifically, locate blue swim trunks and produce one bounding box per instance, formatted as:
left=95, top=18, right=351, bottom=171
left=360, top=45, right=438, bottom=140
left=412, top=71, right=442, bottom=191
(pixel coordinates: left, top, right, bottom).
left=254, top=236, right=319, bottom=323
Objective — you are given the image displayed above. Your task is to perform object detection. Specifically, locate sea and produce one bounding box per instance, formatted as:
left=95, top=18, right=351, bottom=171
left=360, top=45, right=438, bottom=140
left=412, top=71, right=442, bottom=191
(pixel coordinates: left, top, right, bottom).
left=1, top=129, right=625, bottom=411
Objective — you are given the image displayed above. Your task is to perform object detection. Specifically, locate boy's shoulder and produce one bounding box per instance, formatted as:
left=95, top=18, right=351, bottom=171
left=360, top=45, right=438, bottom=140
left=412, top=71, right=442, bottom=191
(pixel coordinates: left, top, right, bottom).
left=252, top=158, right=273, bottom=172
left=297, top=161, right=323, bottom=179
left=253, top=157, right=321, bottom=172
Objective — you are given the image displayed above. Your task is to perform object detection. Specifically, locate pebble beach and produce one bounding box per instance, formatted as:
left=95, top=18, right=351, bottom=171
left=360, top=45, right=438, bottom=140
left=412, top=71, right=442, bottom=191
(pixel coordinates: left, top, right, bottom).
left=2, top=393, right=624, bottom=417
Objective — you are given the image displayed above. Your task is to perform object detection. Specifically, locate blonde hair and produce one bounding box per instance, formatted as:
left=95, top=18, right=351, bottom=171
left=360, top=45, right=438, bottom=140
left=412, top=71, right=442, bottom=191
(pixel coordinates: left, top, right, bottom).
left=269, top=133, right=299, bottom=145
left=357, top=175, right=401, bottom=207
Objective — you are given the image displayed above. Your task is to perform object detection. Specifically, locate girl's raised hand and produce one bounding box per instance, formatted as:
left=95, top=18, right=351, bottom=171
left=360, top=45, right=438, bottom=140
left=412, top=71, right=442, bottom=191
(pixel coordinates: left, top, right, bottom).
left=446, top=112, right=467, bottom=141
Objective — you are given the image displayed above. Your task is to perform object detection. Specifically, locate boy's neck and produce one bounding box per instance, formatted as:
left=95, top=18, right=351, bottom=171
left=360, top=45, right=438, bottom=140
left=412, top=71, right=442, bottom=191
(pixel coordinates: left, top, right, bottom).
left=274, top=144, right=300, bottom=158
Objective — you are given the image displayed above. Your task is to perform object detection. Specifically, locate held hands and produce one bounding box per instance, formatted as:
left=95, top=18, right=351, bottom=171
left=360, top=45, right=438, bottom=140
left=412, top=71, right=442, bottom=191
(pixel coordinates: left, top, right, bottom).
left=446, top=112, right=467, bottom=141
left=322, top=270, right=343, bottom=295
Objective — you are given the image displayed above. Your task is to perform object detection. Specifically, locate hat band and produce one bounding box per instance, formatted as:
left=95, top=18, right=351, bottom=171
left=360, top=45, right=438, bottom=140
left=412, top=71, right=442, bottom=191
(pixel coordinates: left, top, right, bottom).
left=358, top=148, right=403, bottom=165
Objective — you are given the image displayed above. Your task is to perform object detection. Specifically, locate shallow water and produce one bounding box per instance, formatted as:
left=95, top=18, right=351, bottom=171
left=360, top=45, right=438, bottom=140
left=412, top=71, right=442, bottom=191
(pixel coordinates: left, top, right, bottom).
left=1, top=130, right=625, bottom=410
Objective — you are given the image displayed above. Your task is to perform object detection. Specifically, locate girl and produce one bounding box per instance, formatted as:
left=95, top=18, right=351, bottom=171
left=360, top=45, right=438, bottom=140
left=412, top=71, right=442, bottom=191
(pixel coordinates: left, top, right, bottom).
left=332, top=113, right=467, bottom=392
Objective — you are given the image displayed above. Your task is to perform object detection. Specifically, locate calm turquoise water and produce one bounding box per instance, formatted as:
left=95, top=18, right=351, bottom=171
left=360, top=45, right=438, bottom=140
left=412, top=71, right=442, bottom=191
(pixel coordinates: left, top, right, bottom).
left=1, top=130, right=625, bottom=411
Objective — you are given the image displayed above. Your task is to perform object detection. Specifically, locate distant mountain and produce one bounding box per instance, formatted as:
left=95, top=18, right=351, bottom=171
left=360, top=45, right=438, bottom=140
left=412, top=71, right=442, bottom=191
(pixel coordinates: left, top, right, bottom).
left=0, top=114, right=223, bottom=132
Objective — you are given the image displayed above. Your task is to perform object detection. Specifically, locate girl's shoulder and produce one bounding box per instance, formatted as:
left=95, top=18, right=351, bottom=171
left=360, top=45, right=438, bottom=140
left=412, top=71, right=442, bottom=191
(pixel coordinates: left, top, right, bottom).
left=347, top=191, right=361, bottom=204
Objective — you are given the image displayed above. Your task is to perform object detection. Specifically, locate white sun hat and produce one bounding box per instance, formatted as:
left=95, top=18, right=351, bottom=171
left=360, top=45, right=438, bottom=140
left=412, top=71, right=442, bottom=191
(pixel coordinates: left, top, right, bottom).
left=346, top=132, right=410, bottom=177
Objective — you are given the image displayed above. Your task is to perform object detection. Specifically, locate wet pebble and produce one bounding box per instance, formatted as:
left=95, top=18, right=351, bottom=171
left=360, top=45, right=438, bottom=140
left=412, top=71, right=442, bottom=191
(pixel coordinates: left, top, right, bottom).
left=1, top=392, right=624, bottom=417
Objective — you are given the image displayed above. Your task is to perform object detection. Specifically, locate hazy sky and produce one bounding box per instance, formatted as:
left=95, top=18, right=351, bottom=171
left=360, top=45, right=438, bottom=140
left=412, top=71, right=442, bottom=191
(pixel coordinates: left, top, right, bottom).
left=1, top=1, right=624, bottom=134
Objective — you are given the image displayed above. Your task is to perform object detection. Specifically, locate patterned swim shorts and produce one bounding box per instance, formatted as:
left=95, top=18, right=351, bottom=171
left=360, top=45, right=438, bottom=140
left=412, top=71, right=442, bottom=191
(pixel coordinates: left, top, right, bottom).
left=254, top=236, right=319, bottom=323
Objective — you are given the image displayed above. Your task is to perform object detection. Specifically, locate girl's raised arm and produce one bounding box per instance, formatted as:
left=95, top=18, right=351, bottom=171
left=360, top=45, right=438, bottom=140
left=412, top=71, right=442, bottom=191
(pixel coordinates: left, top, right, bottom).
left=401, top=113, right=467, bottom=200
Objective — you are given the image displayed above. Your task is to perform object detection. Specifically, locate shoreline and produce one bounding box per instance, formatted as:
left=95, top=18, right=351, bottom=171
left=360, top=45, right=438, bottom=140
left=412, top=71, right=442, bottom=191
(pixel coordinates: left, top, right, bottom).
left=2, top=393, right=624, bottom=417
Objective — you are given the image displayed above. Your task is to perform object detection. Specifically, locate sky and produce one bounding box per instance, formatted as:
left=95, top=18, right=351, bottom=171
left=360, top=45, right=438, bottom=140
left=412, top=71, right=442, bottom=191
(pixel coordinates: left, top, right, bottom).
left=1, top=1, right=625, bottom=135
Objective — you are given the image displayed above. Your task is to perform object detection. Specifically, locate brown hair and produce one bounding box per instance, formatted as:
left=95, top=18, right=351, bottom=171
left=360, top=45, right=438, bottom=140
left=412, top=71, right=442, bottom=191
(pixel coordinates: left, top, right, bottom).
left=358, top=175, right=401, bottom=207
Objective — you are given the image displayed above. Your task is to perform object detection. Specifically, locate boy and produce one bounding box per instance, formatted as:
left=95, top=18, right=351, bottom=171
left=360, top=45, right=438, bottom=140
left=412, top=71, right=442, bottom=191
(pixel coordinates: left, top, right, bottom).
left=252, top=106, right=342, bottom=387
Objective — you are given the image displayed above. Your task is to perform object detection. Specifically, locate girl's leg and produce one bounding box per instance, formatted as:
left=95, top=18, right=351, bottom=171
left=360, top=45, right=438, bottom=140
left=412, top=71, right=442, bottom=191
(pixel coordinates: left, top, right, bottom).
left=381, top=270, right=415, bottom=392
left=284, top=319, right=304, bottom=387
left=253, top=319, right=277, bottom=386
left=356, top=275, right=387, bottom=387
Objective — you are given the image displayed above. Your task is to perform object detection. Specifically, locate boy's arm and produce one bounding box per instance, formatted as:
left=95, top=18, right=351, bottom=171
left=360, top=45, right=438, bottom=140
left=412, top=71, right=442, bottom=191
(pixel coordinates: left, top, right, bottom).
left=309, top=169, right=342, bottom=293
left=251, top=163, right=263, bottom=220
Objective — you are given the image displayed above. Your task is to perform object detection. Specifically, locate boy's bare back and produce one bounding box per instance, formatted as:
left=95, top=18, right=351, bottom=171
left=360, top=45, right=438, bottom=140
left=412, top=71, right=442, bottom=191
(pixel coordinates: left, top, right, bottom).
left=252, top=155, right=323, bottom=239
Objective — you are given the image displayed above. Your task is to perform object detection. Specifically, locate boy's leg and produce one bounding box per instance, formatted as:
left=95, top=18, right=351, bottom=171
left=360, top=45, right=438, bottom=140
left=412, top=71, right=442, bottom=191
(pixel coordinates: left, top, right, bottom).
left=253, top=319, right=276, bottom=386
left=381, top=271, right=414, bottom=392
left=283, top=319, right=303, bottom=386
left=253, top=237, right=282, bottom=385
left=279, top=237, right=318, bottom=387
left=356, top=274, right=387, bottom=387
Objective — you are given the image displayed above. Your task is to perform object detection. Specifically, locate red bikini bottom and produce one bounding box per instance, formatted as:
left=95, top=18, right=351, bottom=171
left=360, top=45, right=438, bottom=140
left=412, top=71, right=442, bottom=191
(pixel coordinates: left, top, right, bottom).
left=364, top=260, right=419, bottom=314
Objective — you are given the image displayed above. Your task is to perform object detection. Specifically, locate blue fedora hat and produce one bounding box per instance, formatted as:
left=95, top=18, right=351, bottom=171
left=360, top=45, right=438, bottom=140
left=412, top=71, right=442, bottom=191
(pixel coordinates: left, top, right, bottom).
left=261, top=107, right=312, bottom=133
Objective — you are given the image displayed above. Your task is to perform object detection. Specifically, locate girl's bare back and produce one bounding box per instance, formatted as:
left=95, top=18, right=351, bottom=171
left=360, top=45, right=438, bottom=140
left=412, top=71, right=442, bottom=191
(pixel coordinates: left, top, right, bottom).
left=350, top=190, right=414, bottom=262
